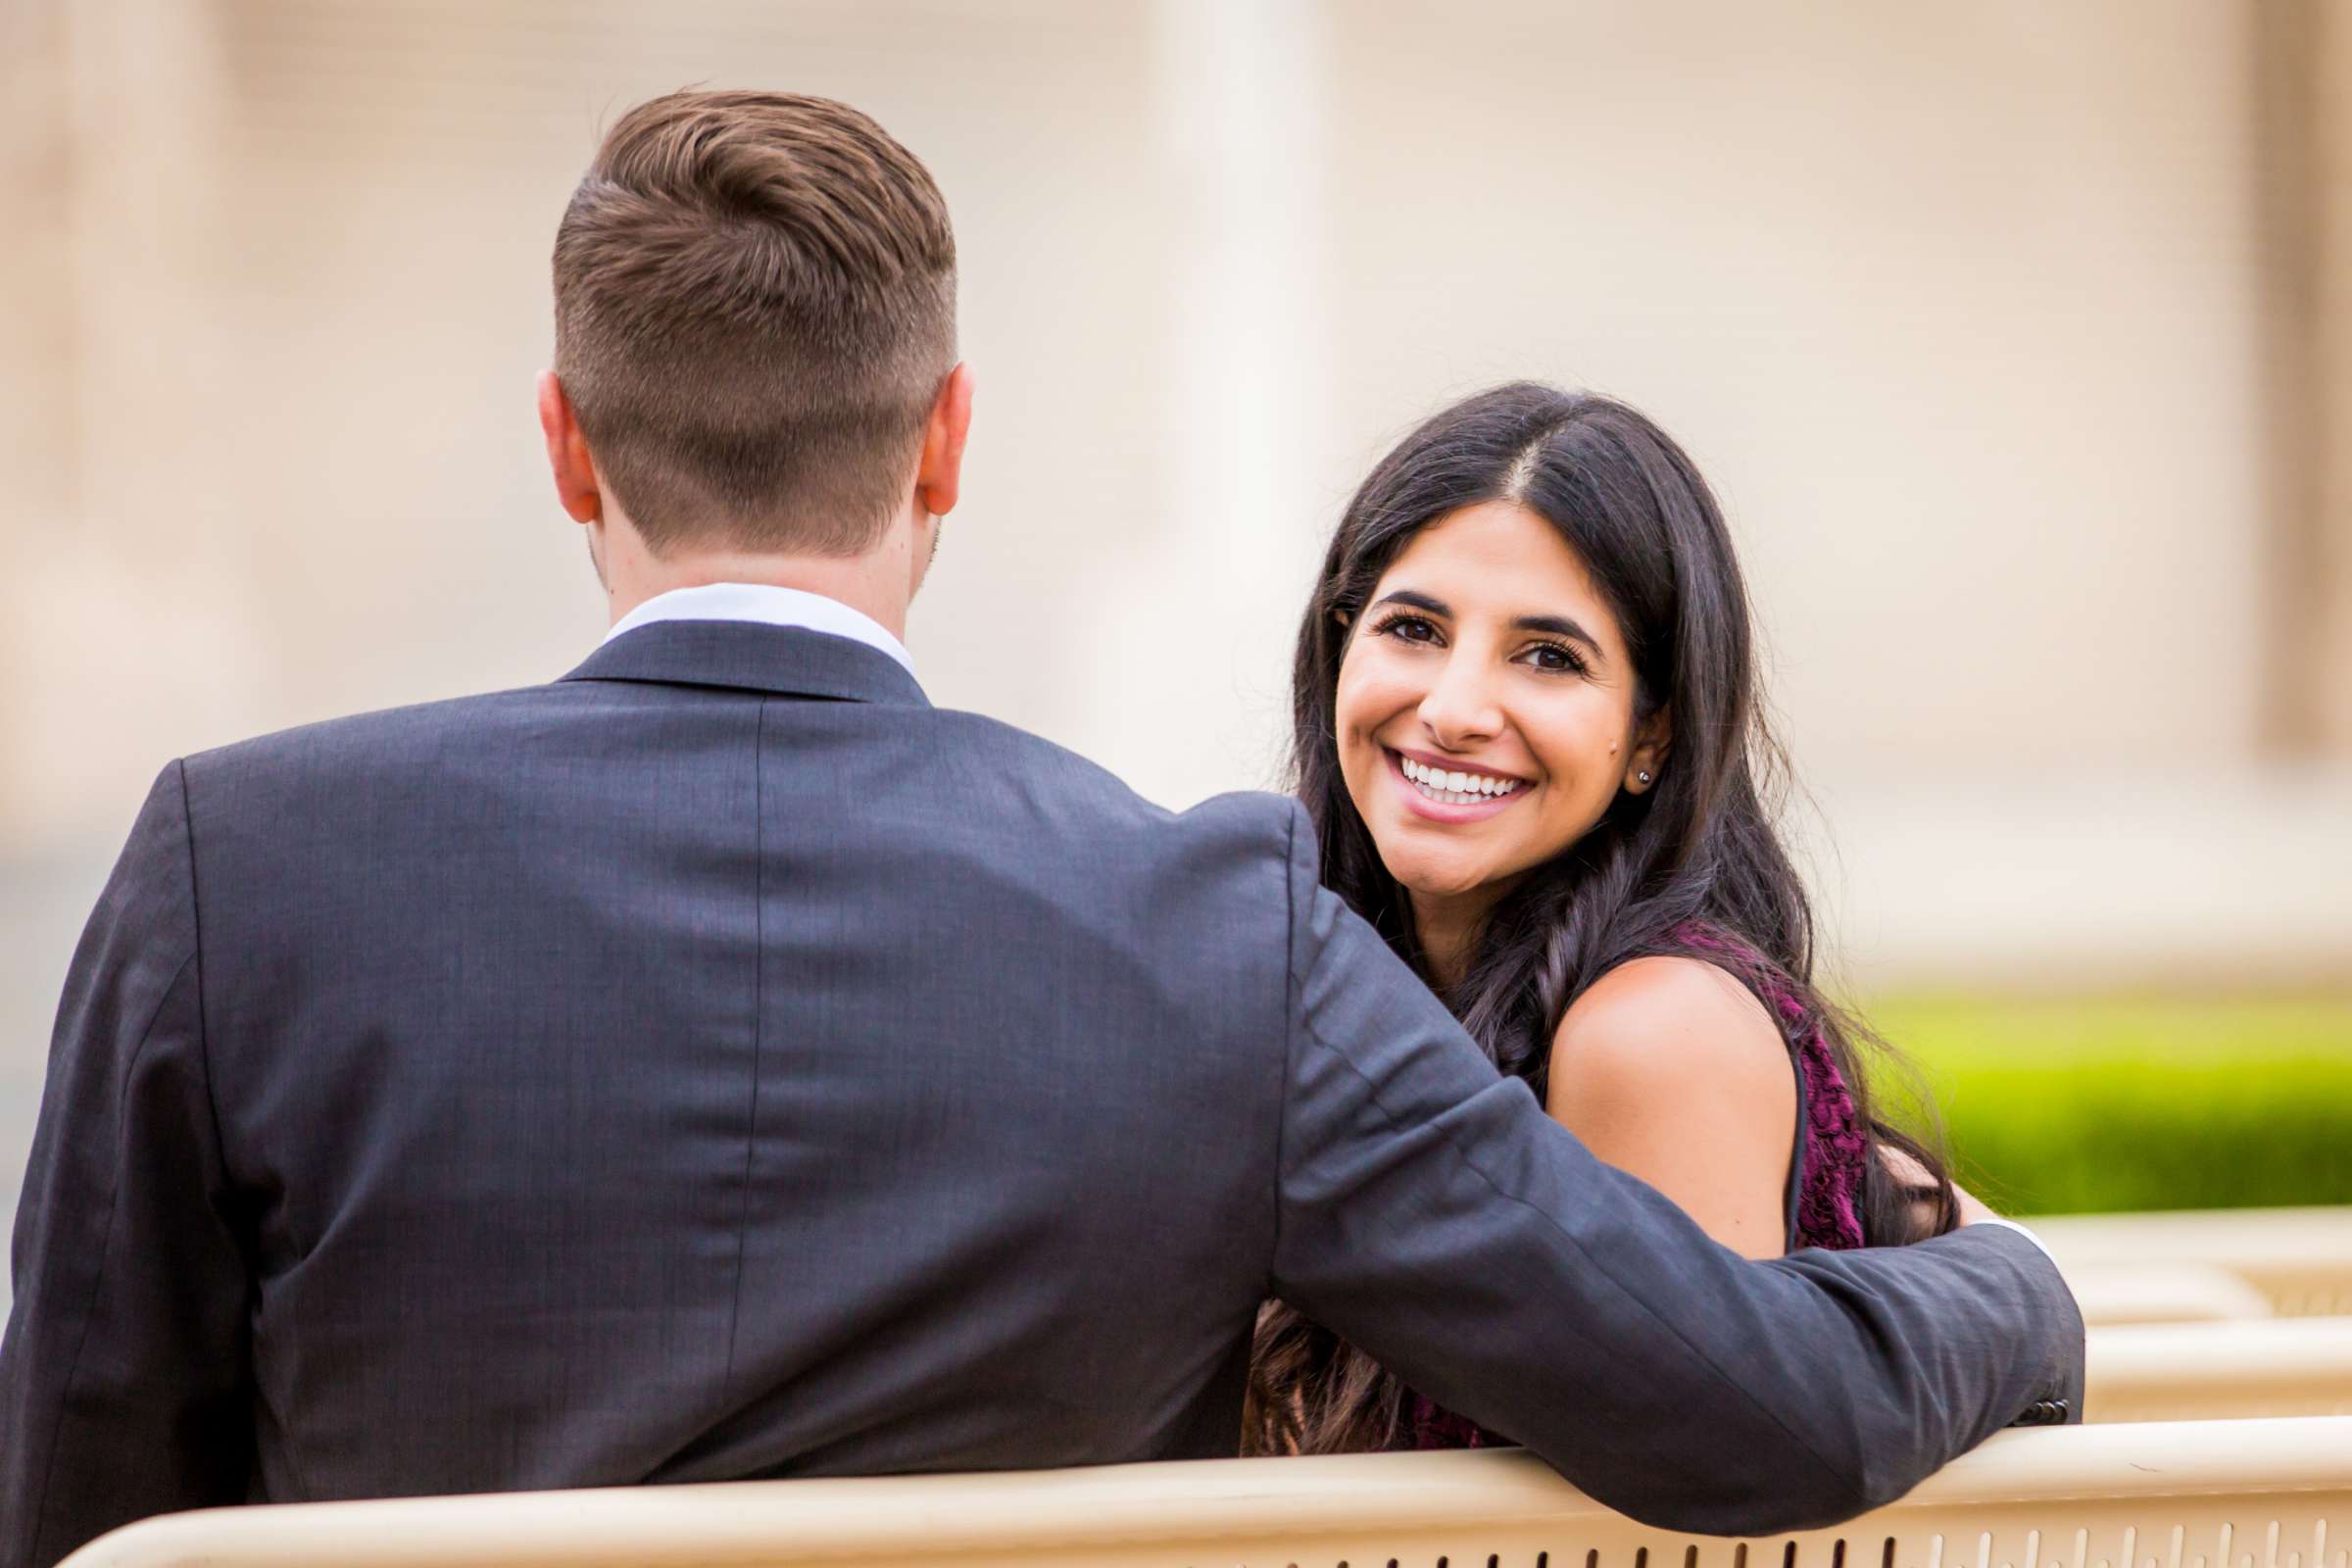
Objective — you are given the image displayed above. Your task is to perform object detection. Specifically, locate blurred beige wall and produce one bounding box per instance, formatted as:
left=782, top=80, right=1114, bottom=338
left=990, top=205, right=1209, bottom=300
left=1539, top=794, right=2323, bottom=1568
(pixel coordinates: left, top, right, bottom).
left=9, top=0, right=2352, bottom=1318
left=5, top=0, right=2350, bottom=988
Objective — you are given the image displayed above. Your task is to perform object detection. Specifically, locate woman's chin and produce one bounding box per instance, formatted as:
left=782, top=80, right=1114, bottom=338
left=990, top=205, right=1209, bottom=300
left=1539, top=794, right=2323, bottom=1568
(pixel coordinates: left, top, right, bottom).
left=1384, top=858, right=1500, bottom=903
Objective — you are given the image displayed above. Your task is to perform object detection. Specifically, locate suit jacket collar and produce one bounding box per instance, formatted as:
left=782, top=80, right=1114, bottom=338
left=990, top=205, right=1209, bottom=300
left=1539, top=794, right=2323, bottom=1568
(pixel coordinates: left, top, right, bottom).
left=559, top=619, right=931, bottom=708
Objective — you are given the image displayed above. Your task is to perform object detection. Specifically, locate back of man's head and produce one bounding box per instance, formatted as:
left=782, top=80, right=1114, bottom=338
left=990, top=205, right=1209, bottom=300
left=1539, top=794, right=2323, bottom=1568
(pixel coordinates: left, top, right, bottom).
left=553, top=90, right=956, bottom=557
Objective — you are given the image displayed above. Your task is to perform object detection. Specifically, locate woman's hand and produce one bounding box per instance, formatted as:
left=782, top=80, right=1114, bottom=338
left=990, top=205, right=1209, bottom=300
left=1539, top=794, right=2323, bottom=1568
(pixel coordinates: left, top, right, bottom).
left=1950, top=1181, right=1999, bottom=1226
left=1877, top=1141, right=1998, bottom=1230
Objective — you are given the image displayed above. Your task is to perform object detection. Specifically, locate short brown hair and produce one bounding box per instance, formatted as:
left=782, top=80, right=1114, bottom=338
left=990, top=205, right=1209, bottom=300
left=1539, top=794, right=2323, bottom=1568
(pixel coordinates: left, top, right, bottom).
left=554, top=90, right=956, bottom=556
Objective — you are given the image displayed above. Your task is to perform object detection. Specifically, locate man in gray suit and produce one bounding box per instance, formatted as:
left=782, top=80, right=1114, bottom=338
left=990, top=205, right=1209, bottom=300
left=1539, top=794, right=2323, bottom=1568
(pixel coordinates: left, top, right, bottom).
left=0, top=89, right=2081, bottom=1568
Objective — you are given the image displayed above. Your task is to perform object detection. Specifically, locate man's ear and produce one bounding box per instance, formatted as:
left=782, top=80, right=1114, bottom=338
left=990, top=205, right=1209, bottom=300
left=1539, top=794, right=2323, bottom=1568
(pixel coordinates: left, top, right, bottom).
left=914, top=361, right=975, bottom=517
left=1624, top=703, right=1673, bottom=795
left=537, top=370, right=603, bottom=524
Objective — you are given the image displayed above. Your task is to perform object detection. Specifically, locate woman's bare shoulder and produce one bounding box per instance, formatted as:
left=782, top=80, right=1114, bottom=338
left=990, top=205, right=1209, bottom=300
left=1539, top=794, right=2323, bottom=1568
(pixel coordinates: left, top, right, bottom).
left=1545, top=956, right=1798, bottom=1258
left=1548, top=955, right=1792, bottom=1096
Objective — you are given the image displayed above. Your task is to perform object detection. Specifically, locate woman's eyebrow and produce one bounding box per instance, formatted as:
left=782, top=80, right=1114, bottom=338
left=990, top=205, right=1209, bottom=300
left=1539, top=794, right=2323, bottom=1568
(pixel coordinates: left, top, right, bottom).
left=1370, top=589, right=1449, bottom=616
left=1514, top=612, right=1604, bottom=654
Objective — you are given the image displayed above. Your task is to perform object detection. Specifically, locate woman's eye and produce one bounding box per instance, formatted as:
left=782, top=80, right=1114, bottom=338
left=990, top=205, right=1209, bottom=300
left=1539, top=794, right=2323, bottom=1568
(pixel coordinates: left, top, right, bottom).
left=1526, top=643, right=1586, bottom=674
left=1376, top=613, right=1441, bottom=645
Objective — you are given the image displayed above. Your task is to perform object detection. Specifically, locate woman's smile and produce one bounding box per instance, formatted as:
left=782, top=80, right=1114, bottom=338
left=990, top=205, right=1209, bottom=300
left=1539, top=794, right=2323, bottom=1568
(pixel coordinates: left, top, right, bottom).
left=1385, top=746, right=1533, bottom=821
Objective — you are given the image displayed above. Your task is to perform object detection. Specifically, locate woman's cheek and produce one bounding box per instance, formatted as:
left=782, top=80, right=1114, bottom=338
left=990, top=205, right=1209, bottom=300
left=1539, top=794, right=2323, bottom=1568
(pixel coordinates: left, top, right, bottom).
left=1522, top=701, right=1619, bottom=845
left=1338, top=664, right=1411, bottom=750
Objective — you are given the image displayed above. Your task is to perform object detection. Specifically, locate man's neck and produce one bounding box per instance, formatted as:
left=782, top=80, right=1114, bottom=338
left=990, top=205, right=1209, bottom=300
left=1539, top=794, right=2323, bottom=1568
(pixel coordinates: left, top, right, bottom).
left=600, top=533, right=914, bottom=642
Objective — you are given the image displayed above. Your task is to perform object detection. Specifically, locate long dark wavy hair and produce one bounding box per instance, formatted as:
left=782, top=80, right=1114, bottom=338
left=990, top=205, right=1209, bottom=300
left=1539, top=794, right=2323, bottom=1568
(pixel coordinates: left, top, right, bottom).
left=1245, top=383, right=1956, bottom=1457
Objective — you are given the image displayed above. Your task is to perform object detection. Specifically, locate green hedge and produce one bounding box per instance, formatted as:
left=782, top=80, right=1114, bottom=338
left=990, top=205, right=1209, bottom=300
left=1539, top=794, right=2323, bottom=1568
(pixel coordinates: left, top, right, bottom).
left=1861, top=996, right=2352, bottom=1215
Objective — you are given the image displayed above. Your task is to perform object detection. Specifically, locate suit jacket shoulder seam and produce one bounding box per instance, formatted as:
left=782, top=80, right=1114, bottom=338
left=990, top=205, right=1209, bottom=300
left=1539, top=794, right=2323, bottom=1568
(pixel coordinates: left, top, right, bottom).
left=1270, top=803, right=1300, bottom=1281
left=723, top=696, right=769, bottom=1391
left=172, top=760, right=231, bottom=1179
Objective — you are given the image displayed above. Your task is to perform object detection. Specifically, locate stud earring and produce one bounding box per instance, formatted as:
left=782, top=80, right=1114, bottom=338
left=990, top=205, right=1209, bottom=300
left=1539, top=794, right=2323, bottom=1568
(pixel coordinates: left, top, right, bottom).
left=1637, top=770, right=1652, bottom=785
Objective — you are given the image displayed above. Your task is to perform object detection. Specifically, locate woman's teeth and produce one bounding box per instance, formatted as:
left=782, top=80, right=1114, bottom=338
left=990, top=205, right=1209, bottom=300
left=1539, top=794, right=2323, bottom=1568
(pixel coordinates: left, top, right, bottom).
left=1398, top=755, right=1525, bottom=806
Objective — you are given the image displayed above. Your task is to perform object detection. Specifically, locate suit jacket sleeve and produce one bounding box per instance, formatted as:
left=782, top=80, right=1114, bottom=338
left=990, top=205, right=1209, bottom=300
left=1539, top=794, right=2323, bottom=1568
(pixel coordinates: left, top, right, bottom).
left=1265, top=805, right=2084, bottom=1536
left=1, top=763, right=253, bottom=1568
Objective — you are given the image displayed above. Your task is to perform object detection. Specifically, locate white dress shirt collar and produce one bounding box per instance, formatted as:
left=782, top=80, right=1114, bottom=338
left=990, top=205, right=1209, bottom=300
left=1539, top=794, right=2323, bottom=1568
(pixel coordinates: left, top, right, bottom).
left=601, top=583, right=916, bottom=678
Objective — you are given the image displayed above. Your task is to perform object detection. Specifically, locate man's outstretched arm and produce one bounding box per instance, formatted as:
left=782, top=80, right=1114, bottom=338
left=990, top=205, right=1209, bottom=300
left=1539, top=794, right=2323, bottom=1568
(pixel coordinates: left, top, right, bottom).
left=1266, top=808, right=2082, bottom=1536
left=0, top=764, right=253, bottom=1568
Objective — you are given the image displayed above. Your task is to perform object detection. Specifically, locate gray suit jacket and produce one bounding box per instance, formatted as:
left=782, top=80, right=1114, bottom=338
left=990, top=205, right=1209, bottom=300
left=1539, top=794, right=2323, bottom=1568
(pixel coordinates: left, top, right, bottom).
left=1, top=621, right=2082, bottom=1568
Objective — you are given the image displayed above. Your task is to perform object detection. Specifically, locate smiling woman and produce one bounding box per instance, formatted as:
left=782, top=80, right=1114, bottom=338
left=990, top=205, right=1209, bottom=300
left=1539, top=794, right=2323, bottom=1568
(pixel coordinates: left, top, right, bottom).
left=1247, top=383, right=1957, bottom=1456
left=1334, top=502, right=1667, bottom=932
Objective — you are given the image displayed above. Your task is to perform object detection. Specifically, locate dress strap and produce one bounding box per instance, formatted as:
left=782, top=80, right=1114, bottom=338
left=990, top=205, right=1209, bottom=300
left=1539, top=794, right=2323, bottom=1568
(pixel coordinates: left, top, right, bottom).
left=1666, top=921, right=1868, bottom=1251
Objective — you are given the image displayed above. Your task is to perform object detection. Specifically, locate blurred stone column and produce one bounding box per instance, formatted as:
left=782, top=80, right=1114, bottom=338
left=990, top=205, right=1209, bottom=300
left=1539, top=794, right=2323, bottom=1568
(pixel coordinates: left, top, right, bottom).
left=2313, top=7, right=2352, bottom=755
left=1069, top=0, right=1338, bottom=807
left=0, top=1, right=77, bottom=836
left=0, top=0, right=266, bottom=846
left=2258, top=0, right=2352, bottom=759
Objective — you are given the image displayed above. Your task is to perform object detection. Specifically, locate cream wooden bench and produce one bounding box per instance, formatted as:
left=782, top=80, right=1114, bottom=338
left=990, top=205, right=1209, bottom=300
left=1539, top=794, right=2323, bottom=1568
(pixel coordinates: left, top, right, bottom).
left=60, top=1416, right=2352, bottom=1568
left=2068, top=1265, right=2276, bottom=1327
left=2040, top=1208, right=2352, bottom=1319
left=2087, top=1318, right=2352, bottom=1422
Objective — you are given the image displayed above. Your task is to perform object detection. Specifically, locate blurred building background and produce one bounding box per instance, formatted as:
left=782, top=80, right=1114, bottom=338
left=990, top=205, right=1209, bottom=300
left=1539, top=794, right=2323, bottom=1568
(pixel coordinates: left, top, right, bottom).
left=4, top=1, right=2350, bottom=1284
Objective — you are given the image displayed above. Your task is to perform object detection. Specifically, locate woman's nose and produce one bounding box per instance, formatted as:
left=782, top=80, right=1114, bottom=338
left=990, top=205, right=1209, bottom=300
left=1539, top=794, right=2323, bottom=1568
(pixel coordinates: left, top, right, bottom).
left=1417, top=655, right=1503, bottom=748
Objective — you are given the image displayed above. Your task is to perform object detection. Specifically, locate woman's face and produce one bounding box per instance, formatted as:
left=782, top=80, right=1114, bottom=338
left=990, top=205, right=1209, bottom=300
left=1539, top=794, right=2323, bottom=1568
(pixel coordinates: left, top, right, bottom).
left=1334, top=500, right=1666, bottom=904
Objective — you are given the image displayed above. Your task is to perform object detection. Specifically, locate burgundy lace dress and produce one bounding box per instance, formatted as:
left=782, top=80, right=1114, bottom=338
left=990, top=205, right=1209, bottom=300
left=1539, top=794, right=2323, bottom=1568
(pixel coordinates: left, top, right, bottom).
left=1396, top=928, right=1870, bottom=1450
